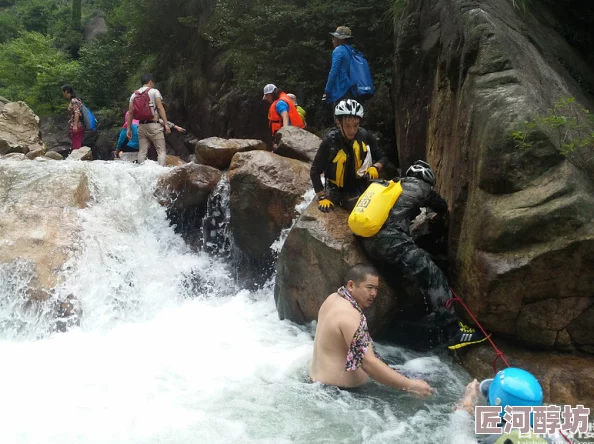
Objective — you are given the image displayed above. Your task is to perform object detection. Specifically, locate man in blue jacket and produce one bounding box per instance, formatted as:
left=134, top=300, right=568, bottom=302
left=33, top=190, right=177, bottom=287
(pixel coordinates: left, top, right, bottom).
left=323, top=26, right=355, bottom=106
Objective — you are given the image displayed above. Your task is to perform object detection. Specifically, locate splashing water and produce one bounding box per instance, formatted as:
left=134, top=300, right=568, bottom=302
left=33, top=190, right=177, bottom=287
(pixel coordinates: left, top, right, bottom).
left=0, top=159, right=477, bottom=443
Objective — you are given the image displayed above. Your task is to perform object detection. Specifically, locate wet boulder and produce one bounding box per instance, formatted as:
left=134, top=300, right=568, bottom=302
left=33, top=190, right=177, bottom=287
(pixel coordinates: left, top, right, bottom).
left=274, top=201, right=399, bottom=337
left=0, top=163, right=90, bottom=300
left=195, top=137, right=266, bottom=170
left=274, top=126, right=321, bottom=163
left=155, top=163, right=222, bottom=210
left=26, top=147, right=46, bottom=160
left=68, top=146, right=93, bottom=161
left=2, top=153, right=27, bottom=161
left=0, top=101, right=44, bottom=156
left=228, top=150, right=310, bottom=261
left=42, top=151, right=64, bottom=161
left=166, top=155, right=186, bottom=167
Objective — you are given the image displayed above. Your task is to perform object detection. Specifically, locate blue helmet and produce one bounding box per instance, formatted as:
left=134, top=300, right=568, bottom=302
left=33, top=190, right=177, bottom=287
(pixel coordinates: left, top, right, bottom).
left=480, top=368, right=543, bottom=410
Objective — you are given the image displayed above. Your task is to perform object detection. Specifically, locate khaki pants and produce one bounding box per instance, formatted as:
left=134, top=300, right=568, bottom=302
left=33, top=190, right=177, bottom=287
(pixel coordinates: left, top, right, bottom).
left=138, top=122, right=166, bottom=166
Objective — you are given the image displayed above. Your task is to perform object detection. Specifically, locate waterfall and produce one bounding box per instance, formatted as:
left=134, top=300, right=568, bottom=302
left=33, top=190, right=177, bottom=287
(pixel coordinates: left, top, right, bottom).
left=0, top=159, right=475, bottom=444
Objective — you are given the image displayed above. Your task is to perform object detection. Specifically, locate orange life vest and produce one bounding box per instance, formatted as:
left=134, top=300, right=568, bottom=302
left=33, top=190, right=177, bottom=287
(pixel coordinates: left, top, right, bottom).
left=268, top=92, right=305, bottom=135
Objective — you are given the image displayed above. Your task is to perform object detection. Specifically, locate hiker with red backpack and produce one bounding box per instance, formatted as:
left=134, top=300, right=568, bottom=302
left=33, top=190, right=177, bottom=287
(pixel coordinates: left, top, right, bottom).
left=323, top=26, right=375, bottom=107
left=126, top=73, right=170, bottom=166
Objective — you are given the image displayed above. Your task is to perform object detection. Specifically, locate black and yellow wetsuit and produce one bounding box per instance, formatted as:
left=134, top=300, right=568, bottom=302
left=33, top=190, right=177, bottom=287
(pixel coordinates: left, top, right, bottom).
left=310, top=127, right=388, bottom=210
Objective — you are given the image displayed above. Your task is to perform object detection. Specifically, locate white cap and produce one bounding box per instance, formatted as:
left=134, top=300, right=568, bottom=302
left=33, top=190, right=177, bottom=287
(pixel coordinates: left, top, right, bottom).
left=262, top=83, right=276, bottom=99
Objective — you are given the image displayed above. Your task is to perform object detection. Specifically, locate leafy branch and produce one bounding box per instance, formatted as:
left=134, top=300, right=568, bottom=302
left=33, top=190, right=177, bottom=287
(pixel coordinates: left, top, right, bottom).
left=512, top=97, right=594, bottom=172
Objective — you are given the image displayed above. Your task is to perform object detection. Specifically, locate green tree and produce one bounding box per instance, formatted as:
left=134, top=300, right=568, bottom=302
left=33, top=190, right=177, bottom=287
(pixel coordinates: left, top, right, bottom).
left=77, top=36, right=138, bottom=109
left=72, top=0, right=82, bottom=31
left=0, top=32, right=79, bottom=115
left=0, top=12, right=23, bottom=44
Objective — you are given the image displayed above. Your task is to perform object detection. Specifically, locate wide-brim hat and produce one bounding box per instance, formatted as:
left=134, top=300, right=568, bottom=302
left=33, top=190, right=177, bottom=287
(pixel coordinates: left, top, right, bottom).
left=330, top=26, right=353, bottom=40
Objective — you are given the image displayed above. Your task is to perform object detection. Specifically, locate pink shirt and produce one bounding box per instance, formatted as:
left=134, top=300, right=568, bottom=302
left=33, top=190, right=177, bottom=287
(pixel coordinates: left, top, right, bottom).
left=123, top=111, right=139, bottom=128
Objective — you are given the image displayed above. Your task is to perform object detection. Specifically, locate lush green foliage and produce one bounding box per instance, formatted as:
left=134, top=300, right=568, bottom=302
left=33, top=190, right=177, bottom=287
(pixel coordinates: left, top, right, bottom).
left=77, top=36, right=138, bottom=109
left=208, top=0, right=394, bottom=108
left=512, top=97, right=594, bottom=172
left=0, top=0, right=398, bottom=138
left=0, top=32, right=79, bottom=114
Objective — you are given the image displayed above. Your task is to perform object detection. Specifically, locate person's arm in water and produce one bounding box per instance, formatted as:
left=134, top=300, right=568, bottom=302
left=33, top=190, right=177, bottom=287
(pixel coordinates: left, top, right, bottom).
left=340, top=310, right=434, bottom=397
left=455, top=379, right=480, bottom=415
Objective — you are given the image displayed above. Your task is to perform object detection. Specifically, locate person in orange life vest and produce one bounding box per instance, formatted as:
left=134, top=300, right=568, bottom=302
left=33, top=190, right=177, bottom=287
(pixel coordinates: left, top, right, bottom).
left=262, top=84, right=305, bottom=143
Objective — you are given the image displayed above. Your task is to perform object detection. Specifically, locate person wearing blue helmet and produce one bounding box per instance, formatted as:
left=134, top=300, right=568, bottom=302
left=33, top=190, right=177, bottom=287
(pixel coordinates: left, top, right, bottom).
left=456, top=368, right=564, bottom=443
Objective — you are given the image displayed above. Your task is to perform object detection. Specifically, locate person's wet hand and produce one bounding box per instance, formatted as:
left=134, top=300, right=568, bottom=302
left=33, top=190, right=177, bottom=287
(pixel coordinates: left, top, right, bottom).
left=463, top=379, right=480, bottom=402
left=164, top=125, right=171, bottom=135
left=365, top=165, right=379, bottom=180
left=318, top=196, right=334, bottom=213
left=407, top=379, right=434, bottom=398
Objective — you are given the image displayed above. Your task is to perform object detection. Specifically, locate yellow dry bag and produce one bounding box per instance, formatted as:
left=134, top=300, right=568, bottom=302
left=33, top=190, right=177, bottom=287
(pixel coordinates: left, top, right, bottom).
left=348, top=180, right=403, bottom=237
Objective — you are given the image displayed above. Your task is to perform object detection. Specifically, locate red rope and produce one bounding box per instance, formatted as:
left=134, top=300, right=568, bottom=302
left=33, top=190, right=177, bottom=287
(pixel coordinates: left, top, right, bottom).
left=447, top=289, right=573, bottom=443
left=446, top=290, right=511, bottom=371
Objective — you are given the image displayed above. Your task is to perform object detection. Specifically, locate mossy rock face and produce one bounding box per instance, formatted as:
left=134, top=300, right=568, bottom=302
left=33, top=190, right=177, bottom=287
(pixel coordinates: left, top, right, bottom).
left=394, top=0, right=594, bottom=351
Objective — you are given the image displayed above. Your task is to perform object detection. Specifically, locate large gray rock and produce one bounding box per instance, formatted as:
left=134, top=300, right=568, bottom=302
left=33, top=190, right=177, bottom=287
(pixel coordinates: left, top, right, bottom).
left=274, top=201, right=398, bottom=337
left=228, top=151, right=310, bottom=260
left=394, top=0, right=594, bottom=353
left=155, top=163, right=222, bottom=210
left=195, top=137, right=266, bottom=170
left=26, top=147, right=45, bottom=160
left=40, top=115, right=71, bottom=157
left=0, top=102, right=44, bottom=155
left=83, top=11, right=107, bottom=42
left=274, top=126, right=321, bottom=163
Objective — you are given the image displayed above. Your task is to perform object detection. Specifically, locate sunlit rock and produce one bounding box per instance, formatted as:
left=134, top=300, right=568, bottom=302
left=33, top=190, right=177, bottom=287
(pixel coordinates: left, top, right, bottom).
left=274, top=126, right=321, bottom=163
left=155, top=163, right=222, bottom=210
left=228, top=150, right=310, bottom=262
left=0, top=101, right=44, bottom=156
left=195, top=137, right=266, bottom=170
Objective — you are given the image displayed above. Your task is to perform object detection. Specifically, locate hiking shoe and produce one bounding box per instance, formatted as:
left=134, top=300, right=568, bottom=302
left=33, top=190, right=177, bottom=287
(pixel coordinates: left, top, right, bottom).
left=448, top=322, right=489, bottom=350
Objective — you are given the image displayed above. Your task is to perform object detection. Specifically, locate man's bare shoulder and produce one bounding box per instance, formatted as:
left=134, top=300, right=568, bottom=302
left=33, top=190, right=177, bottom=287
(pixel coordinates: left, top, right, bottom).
left=320, top=293, right=360, bottom=321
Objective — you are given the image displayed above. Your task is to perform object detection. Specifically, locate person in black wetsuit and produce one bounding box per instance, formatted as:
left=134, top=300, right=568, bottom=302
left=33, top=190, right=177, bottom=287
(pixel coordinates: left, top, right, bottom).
left=360, top=160, right=488, bottom=350
left=310, top=99, right=389, bottom=212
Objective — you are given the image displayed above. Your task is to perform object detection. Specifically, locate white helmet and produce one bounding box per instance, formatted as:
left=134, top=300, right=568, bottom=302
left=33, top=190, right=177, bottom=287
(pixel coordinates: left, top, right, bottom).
left=334, top=99, right=364, bottom=118
left=406, top=160, right=435, bottom=185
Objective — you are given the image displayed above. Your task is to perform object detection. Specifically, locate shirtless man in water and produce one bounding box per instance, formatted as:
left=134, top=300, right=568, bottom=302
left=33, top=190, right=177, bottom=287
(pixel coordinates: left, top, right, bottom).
left=310, top=263, right=434, bottom=397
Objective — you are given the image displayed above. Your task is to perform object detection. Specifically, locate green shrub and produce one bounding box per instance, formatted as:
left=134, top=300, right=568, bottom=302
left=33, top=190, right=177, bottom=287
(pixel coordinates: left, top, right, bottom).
left=0, top=32, right=80, bottom=115
left=512, top=97, right=594, bottom=173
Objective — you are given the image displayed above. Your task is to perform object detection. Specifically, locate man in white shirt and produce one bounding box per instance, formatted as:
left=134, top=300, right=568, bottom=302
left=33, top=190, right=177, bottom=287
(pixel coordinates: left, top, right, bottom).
left=127, top=73, right=170, bottom=166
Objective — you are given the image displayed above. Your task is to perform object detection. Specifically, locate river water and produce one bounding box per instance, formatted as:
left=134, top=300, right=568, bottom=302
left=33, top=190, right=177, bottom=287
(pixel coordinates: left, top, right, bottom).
left=0, top=159, right=477, bottom=444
